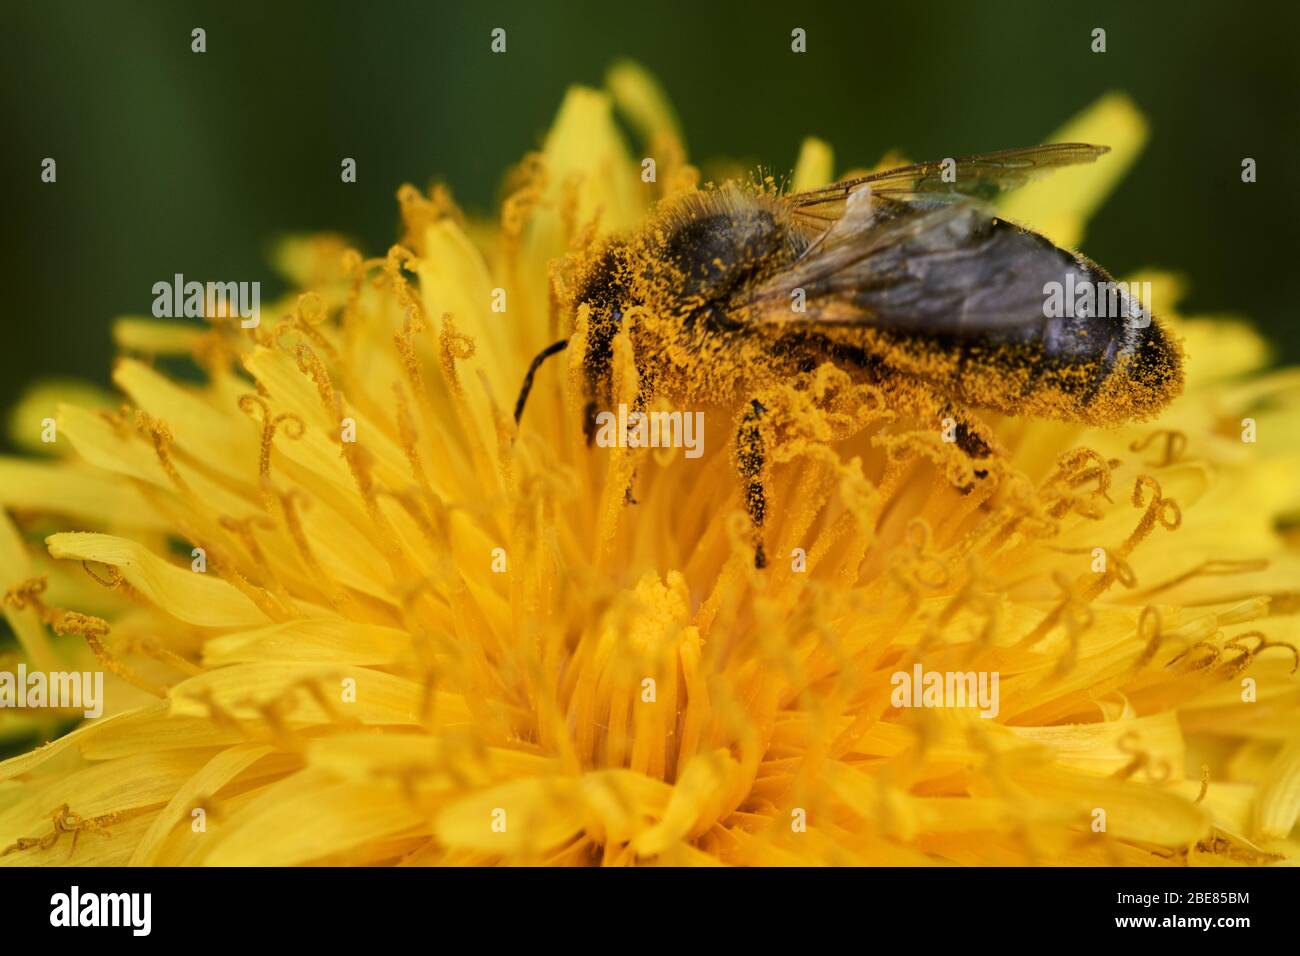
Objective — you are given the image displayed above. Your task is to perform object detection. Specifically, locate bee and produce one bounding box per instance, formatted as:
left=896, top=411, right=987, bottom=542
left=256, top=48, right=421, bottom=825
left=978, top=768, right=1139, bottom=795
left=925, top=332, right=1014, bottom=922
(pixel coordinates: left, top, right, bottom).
left=514, top=144, right=1184, bottom=567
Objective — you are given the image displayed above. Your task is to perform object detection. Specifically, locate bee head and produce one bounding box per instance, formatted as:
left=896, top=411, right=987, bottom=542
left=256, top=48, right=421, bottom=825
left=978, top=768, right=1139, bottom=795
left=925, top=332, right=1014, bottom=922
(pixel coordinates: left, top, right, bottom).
left=643, top=189, right=793, bottom=330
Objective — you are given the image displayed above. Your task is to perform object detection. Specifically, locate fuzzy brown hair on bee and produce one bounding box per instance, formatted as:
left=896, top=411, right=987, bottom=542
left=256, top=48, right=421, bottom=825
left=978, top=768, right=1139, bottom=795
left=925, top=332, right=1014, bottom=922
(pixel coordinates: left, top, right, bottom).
left=514, top=144, right=1185, bottom=568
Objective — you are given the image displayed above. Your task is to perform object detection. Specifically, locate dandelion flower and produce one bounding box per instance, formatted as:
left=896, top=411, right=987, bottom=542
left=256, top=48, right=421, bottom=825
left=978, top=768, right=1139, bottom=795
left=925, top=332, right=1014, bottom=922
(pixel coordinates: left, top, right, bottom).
left=1, top=65, right=1298, bottom=867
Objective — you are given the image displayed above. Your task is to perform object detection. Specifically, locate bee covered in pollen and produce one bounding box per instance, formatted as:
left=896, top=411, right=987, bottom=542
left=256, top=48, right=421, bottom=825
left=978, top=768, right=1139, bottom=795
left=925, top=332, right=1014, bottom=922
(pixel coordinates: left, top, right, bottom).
left=514, top=144, right=1185, bottom=567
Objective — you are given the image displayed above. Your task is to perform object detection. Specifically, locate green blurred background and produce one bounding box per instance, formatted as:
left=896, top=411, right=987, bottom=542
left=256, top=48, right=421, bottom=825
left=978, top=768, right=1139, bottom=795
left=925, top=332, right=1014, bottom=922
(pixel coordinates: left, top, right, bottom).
left=3, top=0, right=1298, bottom=442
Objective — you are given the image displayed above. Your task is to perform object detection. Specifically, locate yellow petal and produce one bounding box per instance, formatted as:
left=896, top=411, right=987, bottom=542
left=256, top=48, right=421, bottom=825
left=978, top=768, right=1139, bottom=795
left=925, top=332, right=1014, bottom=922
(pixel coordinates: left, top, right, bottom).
left=630, top=750, right=736, bottom=856
left=606, top=59, right=684, bottom=150
left=435, top=776, right=584, bottom=855
left=7, top=380, right=115, bottom=455
left=1007, top=711, right=1186, bottom=777
left=79, top=703, right=241, bottom=760
left=46, top=532, right=270, bottom=628
left=0, top=709, right=133, bottom=782
left=198, top=770, right=424, bottom=866
left=1176, top=317, right=1274, bottom=387
left=129, top=743, right=274, bottom=865
left=791, top=137, right=835, bottom=192
left=0, top=748, right=217, bottom=865
left=203, top=618, right=411, bottom=667
left=112, top=318, right=206, bottom=357
left=0, top=458, right=167, bottom=530
left=166, top=661, right=465, bottom=728
left=0, top=511, right=60, bottom=671
left=1254, top=738, right=1300, bottom=840
left=113, top=359, right=258, bottom=486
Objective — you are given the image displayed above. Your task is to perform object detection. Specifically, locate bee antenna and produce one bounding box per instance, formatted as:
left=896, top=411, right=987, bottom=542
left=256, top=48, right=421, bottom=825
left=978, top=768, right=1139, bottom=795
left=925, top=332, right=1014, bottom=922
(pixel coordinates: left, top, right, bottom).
left=513, top=338, right=571, bottom=425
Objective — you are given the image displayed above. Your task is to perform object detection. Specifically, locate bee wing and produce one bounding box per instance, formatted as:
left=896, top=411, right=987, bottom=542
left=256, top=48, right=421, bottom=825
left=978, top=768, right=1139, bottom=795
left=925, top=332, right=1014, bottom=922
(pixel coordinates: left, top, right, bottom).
left=786, top=143, right=1109, bottom=231
left=742, top=190, right=1082, bottom=333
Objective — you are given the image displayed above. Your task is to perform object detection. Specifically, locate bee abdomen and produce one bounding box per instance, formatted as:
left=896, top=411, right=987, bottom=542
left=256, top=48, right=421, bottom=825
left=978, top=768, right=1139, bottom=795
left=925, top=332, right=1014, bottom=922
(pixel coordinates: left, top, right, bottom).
left=970, top=249, right=1182, bottom=422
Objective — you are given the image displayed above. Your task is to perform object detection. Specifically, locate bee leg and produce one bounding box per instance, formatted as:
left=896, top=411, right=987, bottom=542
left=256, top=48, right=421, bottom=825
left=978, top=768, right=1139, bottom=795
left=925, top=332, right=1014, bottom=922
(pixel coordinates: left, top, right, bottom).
left=579, top=357, right=644, bottom=503
left=952, top=416, right=993, bottom=462
left=880, top=376, right=1001, bottom=488
left=623, top=389, right=650, bottom=506
left=736, top=398, right=769, bottom=569
left=581, top=353, right=606, bottom=447
left=945, top=409, right=1000, bottom=493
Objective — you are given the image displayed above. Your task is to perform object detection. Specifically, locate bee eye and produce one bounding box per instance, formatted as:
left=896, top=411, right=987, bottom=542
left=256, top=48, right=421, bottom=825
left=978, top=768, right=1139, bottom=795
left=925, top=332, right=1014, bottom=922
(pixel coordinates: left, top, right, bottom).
left=611, top=306, right=624, bottom=324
